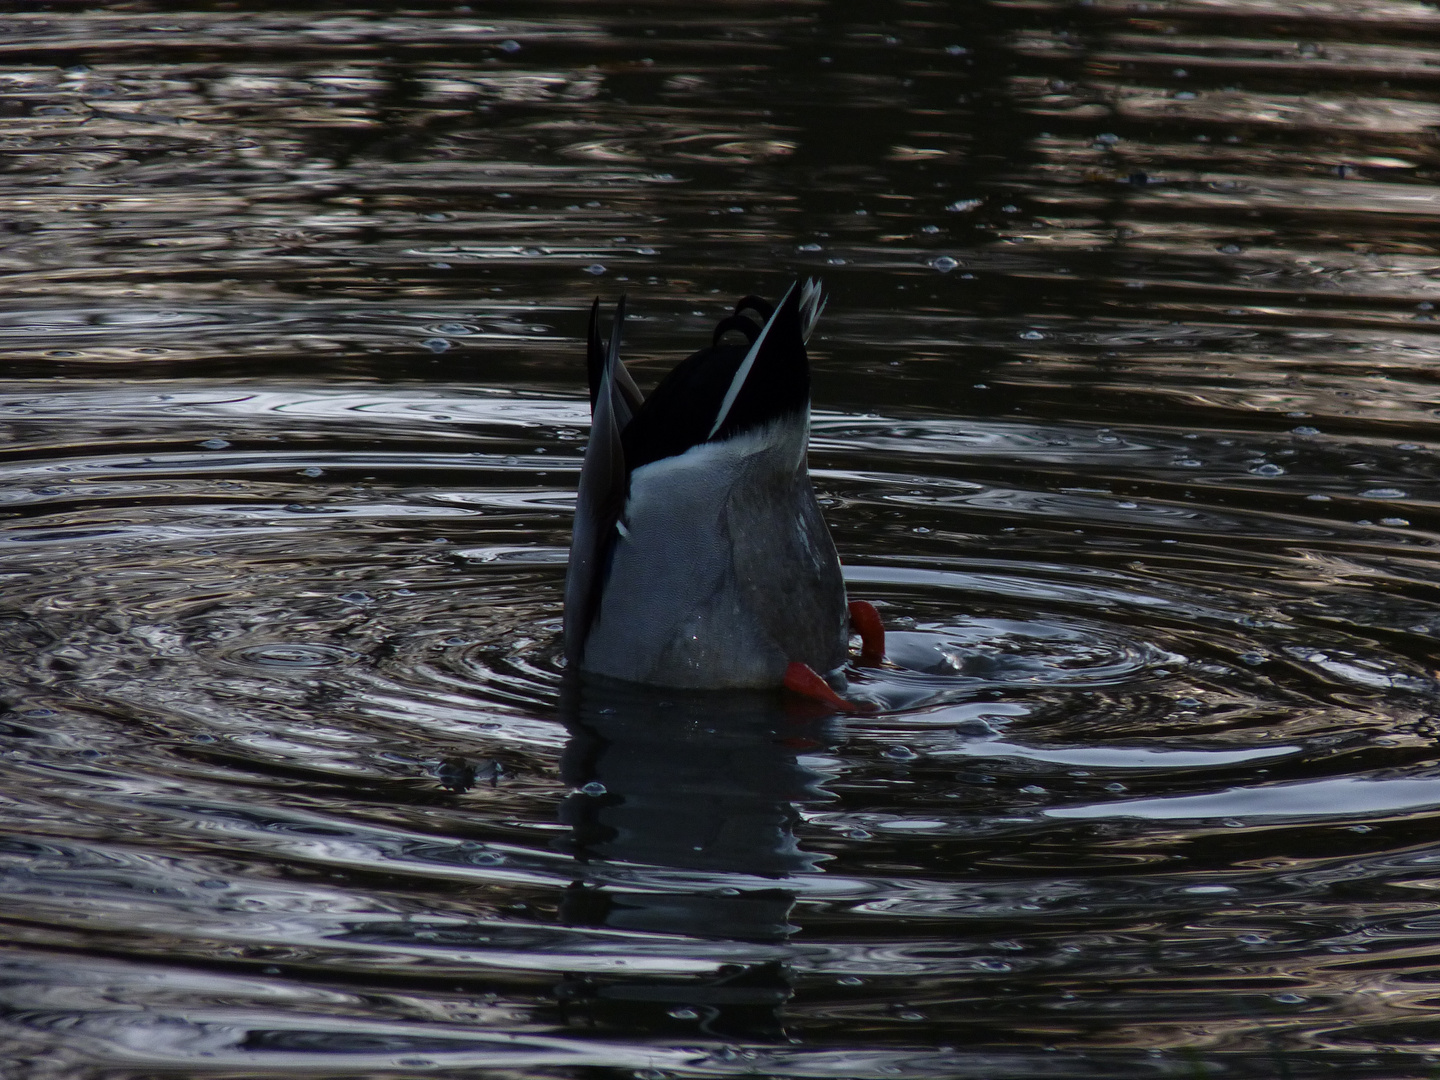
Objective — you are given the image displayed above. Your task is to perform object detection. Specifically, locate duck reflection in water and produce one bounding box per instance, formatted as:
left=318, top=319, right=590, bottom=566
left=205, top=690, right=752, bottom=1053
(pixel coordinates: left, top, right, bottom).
left=555, top=679, right=841, bottom=1038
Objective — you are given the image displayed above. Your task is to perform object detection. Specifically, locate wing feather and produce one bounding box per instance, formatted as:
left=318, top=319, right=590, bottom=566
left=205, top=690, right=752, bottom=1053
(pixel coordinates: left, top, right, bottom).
left=585, top=296, right=644, bottom=419
left=565, top=299, right=632, bottom=665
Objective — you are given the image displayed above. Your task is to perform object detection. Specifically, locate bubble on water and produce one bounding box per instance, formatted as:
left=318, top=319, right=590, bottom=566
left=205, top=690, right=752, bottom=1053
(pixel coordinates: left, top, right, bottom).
left=1019, top=329, right=1045, bottom=340
left=667, top=1007, right=699, bottom=1020
left=422, top=338, right=451, bottom=353
left=1381, top=518, right=1409, bottom=527
left=1361, top=487, right=1406, bottom=499
left=580, top=781, right=607, bottom=796
left=883, top=745, right=918, bottom=761
left=931, top=255, right=958, bottom=272
left=584, top=264, right=606, bottom=275
left=1250, top=463, right=1284, bottom=477
left=1292, top=426, right=1320, bottom=436
left=500, top=39, right=521, bottom=53
left=339, top=591, right=374, bottom=605
left=300, top=466, right=324, bottom=478
left=947, top=199, right=982, bottom=212
left=199, top=438, right=229, bottom=450
left=798, top=243, right=823, bottom=252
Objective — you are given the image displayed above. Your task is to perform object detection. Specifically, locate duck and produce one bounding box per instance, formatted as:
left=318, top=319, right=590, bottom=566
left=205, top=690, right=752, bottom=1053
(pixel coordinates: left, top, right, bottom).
left=563, top=280, right=884, bottom=709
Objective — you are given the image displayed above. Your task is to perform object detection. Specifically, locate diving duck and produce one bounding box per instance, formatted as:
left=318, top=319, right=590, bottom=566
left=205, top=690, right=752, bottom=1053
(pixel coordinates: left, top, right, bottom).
left=563, top=280, right=883, bottom=707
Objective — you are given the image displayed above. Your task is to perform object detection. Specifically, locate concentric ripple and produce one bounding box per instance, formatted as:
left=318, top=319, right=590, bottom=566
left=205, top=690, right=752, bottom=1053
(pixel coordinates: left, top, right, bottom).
left=4, top=0, right=1440, bottom=1077
left=0, top=368, right=1438, bottom=1077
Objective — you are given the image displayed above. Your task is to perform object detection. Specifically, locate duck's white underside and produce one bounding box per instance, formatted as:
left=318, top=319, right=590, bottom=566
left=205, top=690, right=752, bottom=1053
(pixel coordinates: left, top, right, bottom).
left=579, top=410, right=848, bottom=688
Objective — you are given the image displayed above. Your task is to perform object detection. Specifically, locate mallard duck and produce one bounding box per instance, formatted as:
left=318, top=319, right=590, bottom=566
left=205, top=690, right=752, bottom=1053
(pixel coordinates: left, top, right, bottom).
left=563, top=281, right=883, bottom=708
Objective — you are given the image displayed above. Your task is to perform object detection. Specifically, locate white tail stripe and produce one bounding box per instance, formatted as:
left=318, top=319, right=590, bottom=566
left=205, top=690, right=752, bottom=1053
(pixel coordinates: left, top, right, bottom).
left=706, top=281, right=797, bottom=440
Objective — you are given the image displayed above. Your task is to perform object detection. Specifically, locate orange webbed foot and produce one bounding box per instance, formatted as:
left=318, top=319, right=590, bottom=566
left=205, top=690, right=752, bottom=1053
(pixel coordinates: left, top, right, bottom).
left=848, top=599, right=885, bottom=666
left=783, top=662, right=874, bottom=714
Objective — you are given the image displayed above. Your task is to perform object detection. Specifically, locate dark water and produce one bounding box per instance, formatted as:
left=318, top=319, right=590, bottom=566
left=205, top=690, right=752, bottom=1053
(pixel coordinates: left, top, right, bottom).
left=2, top=0, right=1440, bottom=1076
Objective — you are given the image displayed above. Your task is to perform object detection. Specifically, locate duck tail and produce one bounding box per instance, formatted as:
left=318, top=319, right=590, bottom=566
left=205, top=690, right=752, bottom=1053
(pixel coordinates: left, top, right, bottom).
left=799, top=277, right=826, bottom=343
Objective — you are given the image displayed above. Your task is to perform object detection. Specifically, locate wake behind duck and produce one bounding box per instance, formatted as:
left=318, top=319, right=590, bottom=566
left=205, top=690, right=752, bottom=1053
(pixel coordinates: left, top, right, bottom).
left=564, top=280, right=882, bottom=705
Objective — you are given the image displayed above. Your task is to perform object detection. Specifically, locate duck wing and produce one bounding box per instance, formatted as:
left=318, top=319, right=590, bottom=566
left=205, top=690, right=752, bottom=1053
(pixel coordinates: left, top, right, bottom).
left=565, top=298, right=632, bottom=665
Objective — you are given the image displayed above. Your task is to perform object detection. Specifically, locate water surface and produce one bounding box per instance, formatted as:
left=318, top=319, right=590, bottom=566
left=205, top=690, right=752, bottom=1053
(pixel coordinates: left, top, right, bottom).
left=3, top=1, right=1440, bottom=1076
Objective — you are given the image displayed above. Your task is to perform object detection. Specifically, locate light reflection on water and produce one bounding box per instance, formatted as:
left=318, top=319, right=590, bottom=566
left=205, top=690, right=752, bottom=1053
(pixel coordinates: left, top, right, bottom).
left=2, top=0, right=1440, bottom=1076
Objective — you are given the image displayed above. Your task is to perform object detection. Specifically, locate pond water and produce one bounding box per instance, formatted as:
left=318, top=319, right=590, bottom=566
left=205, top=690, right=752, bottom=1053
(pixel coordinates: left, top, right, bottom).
left=2, top=0, right=1440, bottom=1076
